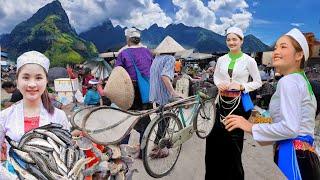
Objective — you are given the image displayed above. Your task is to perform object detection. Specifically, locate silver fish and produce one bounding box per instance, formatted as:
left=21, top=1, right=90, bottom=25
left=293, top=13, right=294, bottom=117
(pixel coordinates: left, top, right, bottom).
left=39, top=123, right=63, bottom=129
left=5, top=136, right=19, bottom=149
left=68, top=157, right=94, bottom=178
left=50, top=170, right=68, bottom=180
left=47, top=137, right=60, bottom=154
left=26, top=138, right=54, bottom=149
left=29, top=151, right=56, bottom=180
left=12, top=148, right=35, bottom=164
left=18, top=132, right=45, bottom=148
left=39, top=153, right=60, bottom=175
left=60, top=146, right=67, bottom=164
left=66, top=147, right=75, bottom=170
left=27, top=164, right=49, bottom=180
left=34, top=129, right=67, bottom=147
left=53, top=150, right=68, bottom=173
left=22, top=144, right=48, bottom=154
left=9, top=156, right=37, bottom=180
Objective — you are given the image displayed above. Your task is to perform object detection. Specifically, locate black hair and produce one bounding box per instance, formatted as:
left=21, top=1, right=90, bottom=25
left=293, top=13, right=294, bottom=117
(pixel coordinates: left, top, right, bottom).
left=129, top=37, right=141, bottom=45
left=1, top=81, right=15, bottom=89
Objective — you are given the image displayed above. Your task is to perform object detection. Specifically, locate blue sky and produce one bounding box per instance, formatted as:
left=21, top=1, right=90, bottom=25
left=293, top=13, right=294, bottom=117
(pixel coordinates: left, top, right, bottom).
left=0, top=0, right=319, bottom=45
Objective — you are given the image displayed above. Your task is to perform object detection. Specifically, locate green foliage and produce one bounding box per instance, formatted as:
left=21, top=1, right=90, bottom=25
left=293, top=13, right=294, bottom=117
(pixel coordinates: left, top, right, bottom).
left=7, top=13, right=99, bottom=66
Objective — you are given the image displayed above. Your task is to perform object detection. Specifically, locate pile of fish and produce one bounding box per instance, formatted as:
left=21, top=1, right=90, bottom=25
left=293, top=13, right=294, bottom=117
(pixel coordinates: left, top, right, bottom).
left=6, top=123, right=90, bottom=180
left=75, top=136, right=139, bottom=180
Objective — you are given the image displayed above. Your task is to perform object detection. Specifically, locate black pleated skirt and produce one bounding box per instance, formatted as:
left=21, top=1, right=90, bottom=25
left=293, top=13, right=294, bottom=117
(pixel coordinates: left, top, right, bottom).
left=205, top=96, right=251, bottom=180
left=274, top=149, right=320, bottom=180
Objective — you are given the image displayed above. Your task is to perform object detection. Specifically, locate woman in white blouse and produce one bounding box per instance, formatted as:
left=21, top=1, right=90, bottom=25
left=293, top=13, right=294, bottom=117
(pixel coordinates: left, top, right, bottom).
left=225, top=28, right=320, bottom=179
left=0, top=51, right=70, bottom=162
left=205, top=27, right=262, bottom=180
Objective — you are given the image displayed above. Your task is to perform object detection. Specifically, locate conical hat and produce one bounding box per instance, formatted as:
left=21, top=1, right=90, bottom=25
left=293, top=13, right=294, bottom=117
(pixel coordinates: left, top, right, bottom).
left=154, top=36, right=185, bottom=54
left=104, top=67, right=134, bottom=110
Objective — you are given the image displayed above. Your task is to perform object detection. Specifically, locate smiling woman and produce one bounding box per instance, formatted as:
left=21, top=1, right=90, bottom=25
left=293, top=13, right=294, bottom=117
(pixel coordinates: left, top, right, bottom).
left=0, top=51, right=70, bottom=163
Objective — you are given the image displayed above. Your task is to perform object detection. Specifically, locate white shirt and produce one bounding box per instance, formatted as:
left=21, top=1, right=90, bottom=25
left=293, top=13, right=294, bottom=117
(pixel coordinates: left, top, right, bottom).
left=0, top=101, right=70, bottom=154
left=252, top=74, right=317, bottom=142
left=214, top=53, right=262, bottom=93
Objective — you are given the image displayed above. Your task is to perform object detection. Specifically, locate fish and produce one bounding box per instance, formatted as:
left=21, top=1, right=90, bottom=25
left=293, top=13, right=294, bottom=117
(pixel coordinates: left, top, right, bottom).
left=18, top=132, right=45, bottom=148
left=39, top=153, right=60, bottom=175
left=50, top=170, right=68, bottom=180
left=12, top=148, right=35, bottom=164
left=47, top=137, right=60, bottom=154
left=24, top=143, right=54, bottom=153
left=29, top=151, right=56, bottom=180
left=9, top=156, right=37, bottom=180
left=34, top=129, right=67, bottom=147
left=26, top=164, right=49, bottom=180
left=66, top=147, right=75, bottom=170
left=50, top=128, right=72, bottom=138
left=68, top=157, right=94, bottom=178
left=5, top=136, right=19, bottom=148
left=9, top=148, right=28, bottom=170
left=39, top=123, right=63, bottom=130
left=52, top=150, right=68, bottom=173
left=26, top=138, right=54, bottom=149
left=53, top=131, right=73, bottom=145
left=22, top=144, right=48, bottom=154
left=60, top=146, right=67, bottom=164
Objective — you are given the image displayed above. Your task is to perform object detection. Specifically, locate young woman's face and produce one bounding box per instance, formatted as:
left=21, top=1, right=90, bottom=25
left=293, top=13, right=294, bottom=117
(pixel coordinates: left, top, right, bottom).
left=272, top=36, right=302, bottom=73
left=226, top=33, right=243, bottom=52
left=17, top=64, right=47, bottom=102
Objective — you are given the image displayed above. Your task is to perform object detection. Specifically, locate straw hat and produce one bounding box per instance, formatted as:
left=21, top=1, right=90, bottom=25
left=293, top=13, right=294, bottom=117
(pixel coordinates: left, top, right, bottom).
left=154, top=36, right=185, bottom=54
left=104, top=66, right=134, bottom=110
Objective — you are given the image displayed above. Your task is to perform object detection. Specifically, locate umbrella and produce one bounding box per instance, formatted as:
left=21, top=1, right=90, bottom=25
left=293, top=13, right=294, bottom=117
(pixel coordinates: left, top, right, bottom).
left=83, top=57, right=113, bottom=80
left=48, top=67, right=68, bottom=83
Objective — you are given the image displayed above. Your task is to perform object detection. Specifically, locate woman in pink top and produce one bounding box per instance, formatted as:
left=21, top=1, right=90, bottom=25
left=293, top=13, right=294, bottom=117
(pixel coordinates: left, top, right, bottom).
left=0, top=51, right=70, bottom=161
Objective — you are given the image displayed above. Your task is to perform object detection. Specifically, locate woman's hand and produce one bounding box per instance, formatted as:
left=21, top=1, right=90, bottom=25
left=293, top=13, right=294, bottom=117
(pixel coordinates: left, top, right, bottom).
left=0, top=142, right=7, bottom=161
left=225, top=115, right=253, bottom=133
left=217, top=83, right=229, bottom=92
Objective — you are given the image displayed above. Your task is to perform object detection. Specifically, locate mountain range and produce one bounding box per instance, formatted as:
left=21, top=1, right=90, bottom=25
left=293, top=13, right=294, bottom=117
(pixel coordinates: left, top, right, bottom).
left=0, top=0, right=270, bottom=67
left=80, top=20, right=271, bottom=53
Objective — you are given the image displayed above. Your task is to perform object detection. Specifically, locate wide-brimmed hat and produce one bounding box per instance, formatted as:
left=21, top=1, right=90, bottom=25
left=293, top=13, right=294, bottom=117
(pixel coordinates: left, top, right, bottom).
left=154, top=36, right=185, bottom=54
left=104, top=66, right=134, bottom=110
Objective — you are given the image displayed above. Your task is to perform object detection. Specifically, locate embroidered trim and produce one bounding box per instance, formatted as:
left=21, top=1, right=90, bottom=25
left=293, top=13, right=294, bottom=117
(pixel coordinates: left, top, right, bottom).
left=293, top=140, right=315, bottom=152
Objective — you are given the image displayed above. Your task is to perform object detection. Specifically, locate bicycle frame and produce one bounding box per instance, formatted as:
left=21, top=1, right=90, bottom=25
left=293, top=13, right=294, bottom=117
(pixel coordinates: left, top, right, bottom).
left=166, top=93, right=207, bottom=148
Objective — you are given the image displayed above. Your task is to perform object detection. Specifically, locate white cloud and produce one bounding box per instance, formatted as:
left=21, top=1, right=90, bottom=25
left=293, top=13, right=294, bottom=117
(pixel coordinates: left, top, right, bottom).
left=172, top=0, right=216, bottom=28
left=0, top=0, right=252, bottom=36
left=252, top=1, right=259, bottom=7
left=172, top=0, right=252, bottom=35
left=0, top=0, right=172, bottom=34
left=290, top=23, right=304, bottom=27
left=0, top=0, right=50, bottom=34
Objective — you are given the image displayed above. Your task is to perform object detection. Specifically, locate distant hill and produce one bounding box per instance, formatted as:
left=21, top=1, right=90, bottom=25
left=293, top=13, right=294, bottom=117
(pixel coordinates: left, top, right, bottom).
left=80, top=21, right=270, bottom=53
left=0, top=0, right=98, bottom=67
left=79, top=20, right=125, bottom=52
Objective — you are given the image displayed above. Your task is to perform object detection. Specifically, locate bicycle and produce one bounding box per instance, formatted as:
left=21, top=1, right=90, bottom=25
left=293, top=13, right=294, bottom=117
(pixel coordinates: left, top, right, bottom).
left=140, top=91, right=216, bottom=178
left=70, top=91, right=216, bottom=178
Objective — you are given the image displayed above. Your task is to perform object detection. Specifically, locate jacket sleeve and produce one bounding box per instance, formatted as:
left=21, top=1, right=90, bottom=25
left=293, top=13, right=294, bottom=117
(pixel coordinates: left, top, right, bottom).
left=252, top=79, right=301, bottom=142
left=242, top=58, right=262, bottom=92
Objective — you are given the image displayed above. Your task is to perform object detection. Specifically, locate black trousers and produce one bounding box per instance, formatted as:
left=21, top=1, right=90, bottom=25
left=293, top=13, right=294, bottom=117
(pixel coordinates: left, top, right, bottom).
left=205, top=96, right=251, bottom=180
left=122, top=83, right=152, bottom=144
left=274, top=149, right=320, bottom=180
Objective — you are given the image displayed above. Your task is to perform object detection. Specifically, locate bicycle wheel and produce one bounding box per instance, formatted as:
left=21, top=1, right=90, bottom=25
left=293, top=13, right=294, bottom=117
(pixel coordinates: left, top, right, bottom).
left=193, top=98, right=216, bottom=139
left=142, top=112, right=183, bottom=178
